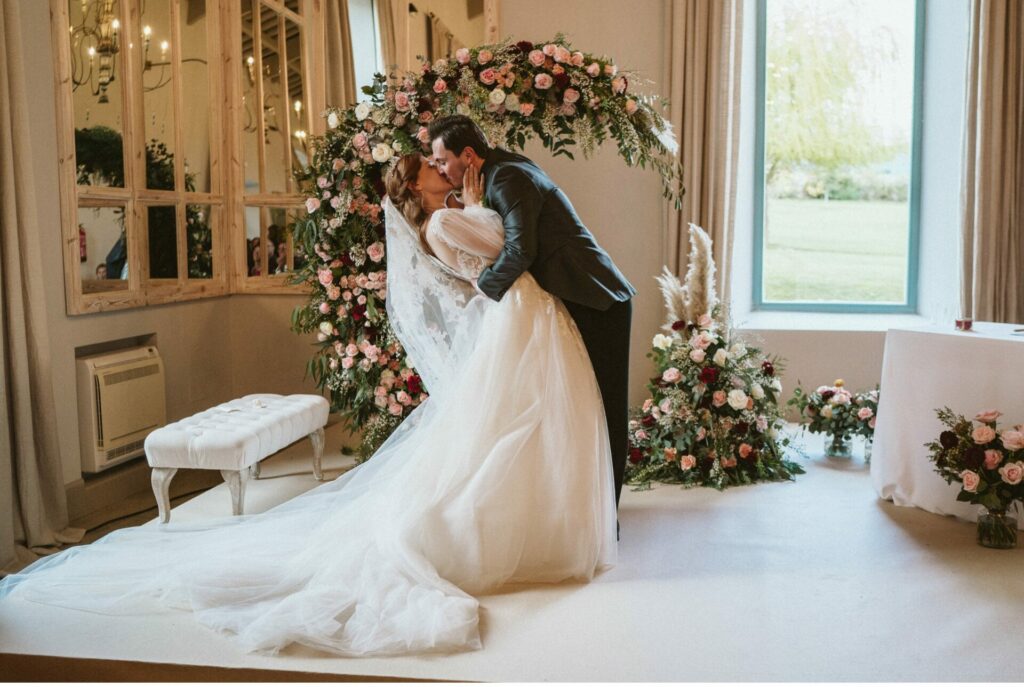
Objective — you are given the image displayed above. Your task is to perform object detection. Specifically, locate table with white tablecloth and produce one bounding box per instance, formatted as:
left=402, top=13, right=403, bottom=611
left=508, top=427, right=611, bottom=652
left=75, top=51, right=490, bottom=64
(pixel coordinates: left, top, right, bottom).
left=870, top=322, right=1024, bottom=527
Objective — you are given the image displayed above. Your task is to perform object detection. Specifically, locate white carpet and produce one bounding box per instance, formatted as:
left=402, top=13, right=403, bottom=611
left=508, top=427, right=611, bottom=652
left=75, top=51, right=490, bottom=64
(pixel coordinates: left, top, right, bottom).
left=1, top=431, right=1022, bottom=681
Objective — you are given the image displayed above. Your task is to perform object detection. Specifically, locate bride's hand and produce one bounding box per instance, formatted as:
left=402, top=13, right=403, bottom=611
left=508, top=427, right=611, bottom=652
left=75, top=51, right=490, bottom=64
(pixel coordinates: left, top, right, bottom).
left=462, top=164, right=484, bottom=206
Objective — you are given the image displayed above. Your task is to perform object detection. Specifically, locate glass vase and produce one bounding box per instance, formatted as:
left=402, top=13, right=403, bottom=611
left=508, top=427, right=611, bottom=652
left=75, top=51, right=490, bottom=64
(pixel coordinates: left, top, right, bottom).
left=863, top=437, right=873, bottom=464
left=977, top=509, right=1017, bottom=549
left=825, top=433, right=853, bottom=459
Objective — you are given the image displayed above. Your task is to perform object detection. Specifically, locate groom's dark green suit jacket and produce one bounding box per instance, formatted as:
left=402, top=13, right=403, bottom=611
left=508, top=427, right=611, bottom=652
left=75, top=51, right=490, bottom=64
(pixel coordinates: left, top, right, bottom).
left=477, top=148, right=636, bottom=310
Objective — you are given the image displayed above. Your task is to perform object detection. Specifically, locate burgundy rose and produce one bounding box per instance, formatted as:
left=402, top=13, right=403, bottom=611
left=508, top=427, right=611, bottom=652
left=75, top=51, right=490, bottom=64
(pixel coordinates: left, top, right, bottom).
left=698, top=367, right=718, bottom=384
left=671, top=320, right=687, bottom=331
left=939, top=431, right=959, bottom=450
left=733, top=421, right=749, bottom=436
left=416, top=97, right=435, bottom=114
left=351, top=303, right=367, bottom=322
left=406, top=374, right=423, bottom=395
left=340, top=253, right=354, bottom=267
left=761, top=360, right=775, bottom=377
left=363, top=325, right=378, bottom=343
left=821, top=389, right=835, bottom=401
left=628, top=448, right=644, bottom=464
left=964, top=446, right=985, bottom=470
left=515, top=40, right=534, bottom=53
left=641, top=415, right=656, bottom=428
left=553, top=72, right=571, bottom=90
left=372, top=178, right=387, bottom=199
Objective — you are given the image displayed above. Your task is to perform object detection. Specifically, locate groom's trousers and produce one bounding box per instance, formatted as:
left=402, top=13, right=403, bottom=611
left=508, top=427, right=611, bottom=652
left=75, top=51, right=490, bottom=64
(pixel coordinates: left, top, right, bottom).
left=562, top=298, right=632, bottom=507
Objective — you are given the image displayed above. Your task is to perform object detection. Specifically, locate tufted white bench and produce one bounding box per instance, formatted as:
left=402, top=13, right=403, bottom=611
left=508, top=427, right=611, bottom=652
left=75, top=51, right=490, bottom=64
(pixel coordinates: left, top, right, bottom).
left=144, top=394, right=330, bottom=523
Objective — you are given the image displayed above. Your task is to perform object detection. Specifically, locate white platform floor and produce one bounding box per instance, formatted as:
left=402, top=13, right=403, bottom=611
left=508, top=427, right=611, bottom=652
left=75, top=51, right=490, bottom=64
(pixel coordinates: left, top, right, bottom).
left=2, top=431, right=1023, bottom=681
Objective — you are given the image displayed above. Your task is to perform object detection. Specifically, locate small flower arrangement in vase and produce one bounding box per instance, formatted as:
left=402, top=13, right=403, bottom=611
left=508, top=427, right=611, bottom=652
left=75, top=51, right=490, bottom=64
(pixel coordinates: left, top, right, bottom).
left=926, top=407, right=1024, bottom=549
left=788, top=381, right=878, bottom=460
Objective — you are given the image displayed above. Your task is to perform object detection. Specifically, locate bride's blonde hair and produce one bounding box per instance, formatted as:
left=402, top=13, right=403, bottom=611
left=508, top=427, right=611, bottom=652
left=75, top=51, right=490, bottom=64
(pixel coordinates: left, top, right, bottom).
left=384, top=154, right=428, bottom=229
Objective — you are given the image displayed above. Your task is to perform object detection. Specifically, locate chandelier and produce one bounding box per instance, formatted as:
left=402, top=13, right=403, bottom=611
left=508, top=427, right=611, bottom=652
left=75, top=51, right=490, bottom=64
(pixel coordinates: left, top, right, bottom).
left=70, top=0, right=121, bottom=103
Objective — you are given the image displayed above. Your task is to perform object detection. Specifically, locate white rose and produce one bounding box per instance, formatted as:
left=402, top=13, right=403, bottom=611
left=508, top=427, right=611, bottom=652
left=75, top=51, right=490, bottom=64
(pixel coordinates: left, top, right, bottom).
left=727, top=389, right=748, bottom=411
left=820, top=406, right=834, bottom=419
left=354, top=102, right=371, bottom=121
left=729, top=342, right=747, bottom=358
left=327, top=112, right=340, bottom=129
left=713, top=348, right=729, bottom=366
left=488, top=88, right=506, bottom=105
left=318, top=321, right=333, bottom=336
left=771, top=378, right=783, bottom=393
left=652, top=334, right=672, bottom=351
left=751, top=383, right=765, bottom=400
left=504, top=93, right=520, bottom=112
left=371, top=143, right=393, bottom=163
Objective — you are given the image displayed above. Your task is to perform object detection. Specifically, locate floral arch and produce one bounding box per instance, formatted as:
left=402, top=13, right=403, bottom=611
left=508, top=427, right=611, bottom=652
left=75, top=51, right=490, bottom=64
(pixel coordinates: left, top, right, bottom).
left=291, top=37, right=682, bottom=458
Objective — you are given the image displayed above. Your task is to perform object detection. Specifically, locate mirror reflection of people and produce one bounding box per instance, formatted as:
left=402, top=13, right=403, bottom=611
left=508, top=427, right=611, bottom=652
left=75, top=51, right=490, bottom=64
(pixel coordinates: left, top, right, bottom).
left=94, top=264, right=108, bottom=280
left=276, top=240, right=289, bottom=273
left=248, top=238, right=261, bottom=276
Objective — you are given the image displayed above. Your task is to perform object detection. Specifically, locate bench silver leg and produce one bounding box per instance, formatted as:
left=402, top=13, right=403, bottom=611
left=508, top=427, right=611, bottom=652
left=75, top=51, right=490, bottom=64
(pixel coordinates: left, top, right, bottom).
left=310, top=427, right=325, bottom=481
left=151, top=468, right=178, bottom=524
left=220, top=469, right=248, bottom=515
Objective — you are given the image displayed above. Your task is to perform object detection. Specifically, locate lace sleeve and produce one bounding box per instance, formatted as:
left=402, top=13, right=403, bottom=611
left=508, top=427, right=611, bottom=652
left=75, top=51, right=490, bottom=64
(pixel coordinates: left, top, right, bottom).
left=430, top=207, right=505, bottom=260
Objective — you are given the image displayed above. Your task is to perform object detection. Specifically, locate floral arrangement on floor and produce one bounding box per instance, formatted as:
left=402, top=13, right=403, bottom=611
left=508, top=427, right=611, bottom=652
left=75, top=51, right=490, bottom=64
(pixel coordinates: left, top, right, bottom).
left=289, top=36, right=684, bottom=460
left=624, top=224, right=803, bottom=490
left=787, top=381, right=879, bottom=455
left=925, top=407, right=1024, bottom=548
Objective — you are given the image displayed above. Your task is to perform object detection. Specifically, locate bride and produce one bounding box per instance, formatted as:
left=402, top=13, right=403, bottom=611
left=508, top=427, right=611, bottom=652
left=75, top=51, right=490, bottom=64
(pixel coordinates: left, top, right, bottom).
left=0, top=154, right=617, bottom=657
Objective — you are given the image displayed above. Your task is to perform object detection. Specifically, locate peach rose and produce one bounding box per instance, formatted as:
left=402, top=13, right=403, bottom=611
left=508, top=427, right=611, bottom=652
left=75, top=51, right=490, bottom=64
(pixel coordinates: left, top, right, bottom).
left=542, top=43, right=557, bottom=56
left=534, top=73, right=553, bottom=90
left=586, top=62, right=601, bottom=77
left=433, top=78, right=448, bottom=93
left=625, top=99, right=638, bottom=115
left=662, top=367, right=682, bottom=384
left=975, top=409, right=1003, bottom=423
left=973, top=425, right=997, bottom=444
left=696, top=427, right=706, bottom=441
left=721, top=457, right=737, bottom=468
left=680, top=454, right=696, bottom=470
left=519, top=103, right=535, bottom=116
left=713, top=390, right=727, bottom=407
left=960, top=469, right=981, bottom=492
left=571, top=51, right=585, bottom=66
left=477, top=49, right=493, bottom=64
left=563, top=88, right=580, bottom=104
left=999, top=461, right=1024, bottom=485
left=528, top=50, right=546, bottom=67
left=738, top=443, right=753, bottom=459
left=1000, top=429, right=1024, bottom=451
left=663, top=447, right=677, bottom=462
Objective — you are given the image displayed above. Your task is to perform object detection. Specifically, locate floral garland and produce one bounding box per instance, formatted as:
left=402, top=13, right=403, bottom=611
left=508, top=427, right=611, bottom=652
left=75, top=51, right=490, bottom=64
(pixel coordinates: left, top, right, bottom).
left=290, top=36, right=683, bottom=460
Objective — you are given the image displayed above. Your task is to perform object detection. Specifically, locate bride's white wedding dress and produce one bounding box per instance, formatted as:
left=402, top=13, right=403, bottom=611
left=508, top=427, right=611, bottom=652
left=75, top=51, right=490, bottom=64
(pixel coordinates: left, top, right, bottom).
left=0, top=201, right=616, bottom=656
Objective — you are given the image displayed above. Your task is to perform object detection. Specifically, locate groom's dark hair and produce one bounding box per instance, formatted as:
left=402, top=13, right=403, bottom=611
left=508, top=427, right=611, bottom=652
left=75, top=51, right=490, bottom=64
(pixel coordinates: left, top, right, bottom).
left=428, top=115, right=491, bottom=158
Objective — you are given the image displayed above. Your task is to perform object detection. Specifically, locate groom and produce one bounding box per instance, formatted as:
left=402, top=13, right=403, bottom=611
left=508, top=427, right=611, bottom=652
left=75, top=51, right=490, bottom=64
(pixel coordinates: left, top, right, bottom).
left=428, top=115, right=635, bottom=512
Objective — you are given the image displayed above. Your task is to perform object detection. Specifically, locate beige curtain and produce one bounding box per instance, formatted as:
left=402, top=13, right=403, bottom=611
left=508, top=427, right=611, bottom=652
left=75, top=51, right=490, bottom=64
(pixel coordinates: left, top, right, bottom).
left=959, top=0, right=1024, bottom=324
left=325, top=0, right=357, bottom=108
left=377, top=0, right=398, bottom=75
left=663, top=0, right=744, bottom=309
left=429, top=13, right=454, bottom=61
left=0, top=0, right=82, bottom=574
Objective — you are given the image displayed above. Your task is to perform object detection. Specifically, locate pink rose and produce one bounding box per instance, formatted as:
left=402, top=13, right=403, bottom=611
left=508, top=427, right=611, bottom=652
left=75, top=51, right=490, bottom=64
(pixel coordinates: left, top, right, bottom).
left=455, top=47, right=470, bottom=64
left=542, top=43, right=557, bottom=57
left=388, top=402, right=403, bottom=417
left=696, top=427, right=706, bottom=441
left=721, top=457, right=737, bottom=468
left=317, top=268, right=333, bottom=287
left=642, top=398, right=653, bottom=413
left=625, top=99, right=638, bottom=115
left=1000, top=430, right=1024, bottom=451
left=659, top=397, right=672, bottom=415
left=433, top=78, right=447, bottom=94
left=662, top=367, right=682, bottom=384
left=713, top=391, right=727, bottom=407
left=345, top=343, right=359, bottom=357
left=352, top=132, right=368, bottom=149
left=586, top=62, right=600, bottom=77
left=367, top=241, right=385, bottom=263
left=857, top=407, right=874, bottom=420
left=960, top=469, right=981, bottom=492
left=984, top=449, right=1004, bottom=470
left=418, top=110, right=433, bottom=123
left=477, top=49, right=493, bottom=64
left=318, top=302, right=331, bottom=314
left=680, top=454, right=696, bottom=470
left=558, top=103, right=576, bottom=117
left=394, top=90, right=411, bottom=111
left=519, top=103, right=535, bottom=116
left=738, top=443, right=753, bottom=459
left=869, top=417, right=877, bottom=429
left=973, top=425, right=997, bottom=444
left=756, top=415, right=768, bottom=432
left=375, top=386, right=387, bottom=397
left=611, top=76, right=627, bottom=94
left=479, top=68, right=497, bottom=85
left=528, top=50, right=546, bottom=67
left=534, top=73, right=553, bottom=90
left=563, top=88, right=580, bottom=104
left=571, top=51, right=585, bottom=66
left=975, top=409, right=1003, bottom=423
left=341, top=357, right=355, bottom=369
left=635, top=430, right=648, bottom=441
left=554, top=46, right=571, bottom=63
left=698, top=314, right=714, bottom=328
left=999, top=461, right=1024, bottom=485
left=397, top=391, right=412, bottom=406
left=305, top=197, right=321, bottom=213
left=689, top=349, right=706, bottom=363
left=551, top=64, right=565, bottom=75
left=604, top=64, right=618, bottom=76
left=417, top=126, right=430, bottom=144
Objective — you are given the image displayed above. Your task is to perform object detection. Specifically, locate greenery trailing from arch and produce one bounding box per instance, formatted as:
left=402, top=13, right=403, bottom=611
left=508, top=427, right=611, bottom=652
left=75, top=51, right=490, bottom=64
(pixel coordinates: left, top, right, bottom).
left=290, top=36, right=684, bottom=460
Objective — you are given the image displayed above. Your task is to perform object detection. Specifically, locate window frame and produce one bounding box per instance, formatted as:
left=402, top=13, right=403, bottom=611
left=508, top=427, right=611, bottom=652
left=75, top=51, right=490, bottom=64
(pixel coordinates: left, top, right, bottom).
left=751, top=0, right=926, bottom=314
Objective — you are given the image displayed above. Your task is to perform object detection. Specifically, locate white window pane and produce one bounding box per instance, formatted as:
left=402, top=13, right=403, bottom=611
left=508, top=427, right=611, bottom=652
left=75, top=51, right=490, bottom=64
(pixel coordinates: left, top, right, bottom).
left=348, top=0, right=383, bottom=93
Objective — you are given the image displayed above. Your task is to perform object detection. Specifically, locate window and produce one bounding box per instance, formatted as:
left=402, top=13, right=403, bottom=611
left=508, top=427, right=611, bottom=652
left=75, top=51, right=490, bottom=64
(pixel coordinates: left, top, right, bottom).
left=753, top=0, right=923, bottom=312
left=348, top=0, right=385, bottom=93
